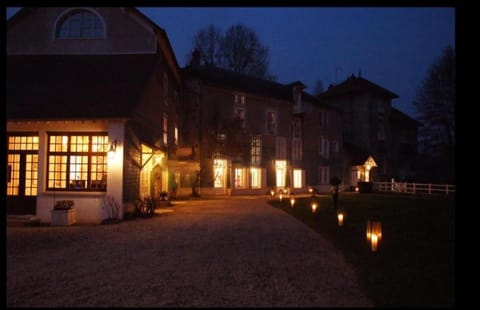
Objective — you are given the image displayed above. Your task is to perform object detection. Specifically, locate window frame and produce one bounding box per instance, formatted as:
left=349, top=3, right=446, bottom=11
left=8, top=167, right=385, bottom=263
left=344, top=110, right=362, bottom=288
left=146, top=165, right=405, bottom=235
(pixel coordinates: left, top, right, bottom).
left=55, top=9, right=105, bottom=39
left=46, top=132, right=109, bottom=192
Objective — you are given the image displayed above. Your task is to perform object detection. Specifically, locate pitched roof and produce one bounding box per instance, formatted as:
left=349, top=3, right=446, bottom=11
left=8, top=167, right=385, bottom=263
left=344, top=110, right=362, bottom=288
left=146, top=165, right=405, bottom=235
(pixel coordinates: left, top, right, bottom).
left=319, top=74, right=399, bottom=99
left=390, top=108, right=422, bottom=127
left=7, top=54, right=157, bottom=120
left=182, top=65, right=335, bottom=110
left=343, top=142, right=372, bottom=166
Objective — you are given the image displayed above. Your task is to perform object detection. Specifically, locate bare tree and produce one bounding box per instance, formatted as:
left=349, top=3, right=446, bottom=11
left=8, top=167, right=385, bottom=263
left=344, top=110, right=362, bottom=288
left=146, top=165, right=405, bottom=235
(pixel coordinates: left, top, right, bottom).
left=190, top=23, right=275, bottom=80
left=413, top=45, right=455, bottom=182
left=413, top=45, right=455, bottom=152
left=192, top=24, right=224, bottom=67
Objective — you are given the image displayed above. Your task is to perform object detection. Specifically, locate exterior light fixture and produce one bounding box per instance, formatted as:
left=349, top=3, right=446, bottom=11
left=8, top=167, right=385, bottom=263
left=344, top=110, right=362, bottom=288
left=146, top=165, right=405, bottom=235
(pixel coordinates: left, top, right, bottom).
left=108, top=140, right=117, bottom=159
left=270, top=189, right=275, bottom=198
left=108, top=139, right=117, bottom=154
left=290, top=194, right=295, bottom=207
left=366, top=218, right=382, bottom=252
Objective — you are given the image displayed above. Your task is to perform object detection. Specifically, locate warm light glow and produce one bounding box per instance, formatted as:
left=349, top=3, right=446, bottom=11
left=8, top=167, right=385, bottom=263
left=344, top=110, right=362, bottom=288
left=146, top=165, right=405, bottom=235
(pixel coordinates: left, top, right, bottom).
left=154, top=154, right=163, bottom=165
left=270, top=189, right=275, bottom=197
left=275, top=160, right=287, bottom=187
left=337, top=213, right=344, bottom=226
left=293, top=169, right=303, bottom=188
left=355, top=186, right=359, bottom=192
left=311, top=202, right=317, bottom=213
left=290, top=198, right=295, bottom=207
left=279, top=193, right=283, bottom=202
left=366, top=219, right=382, bottom=251
left=308, top=187, right=313, bottom=193
left=371, top=234, right=379, bottom=252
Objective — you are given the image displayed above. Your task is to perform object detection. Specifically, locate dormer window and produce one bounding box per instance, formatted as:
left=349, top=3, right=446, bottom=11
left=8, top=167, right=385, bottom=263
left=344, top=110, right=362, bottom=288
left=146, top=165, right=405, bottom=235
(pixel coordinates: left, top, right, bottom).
left=56, top=9, right=104, bottom=39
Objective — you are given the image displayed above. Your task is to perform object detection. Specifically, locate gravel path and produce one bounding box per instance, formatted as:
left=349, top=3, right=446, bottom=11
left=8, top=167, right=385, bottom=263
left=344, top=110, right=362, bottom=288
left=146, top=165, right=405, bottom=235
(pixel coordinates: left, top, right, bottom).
left=7, top=196, right=373, bottom=307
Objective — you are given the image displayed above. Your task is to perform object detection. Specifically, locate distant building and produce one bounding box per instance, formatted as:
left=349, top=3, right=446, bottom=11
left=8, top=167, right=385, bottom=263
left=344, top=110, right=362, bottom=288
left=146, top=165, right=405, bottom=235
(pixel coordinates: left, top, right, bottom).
left=318, top=74, right=421, bottom=188
left=6, top=7, right=183, bottom=222
left=181, top=64, right=343, bottom=195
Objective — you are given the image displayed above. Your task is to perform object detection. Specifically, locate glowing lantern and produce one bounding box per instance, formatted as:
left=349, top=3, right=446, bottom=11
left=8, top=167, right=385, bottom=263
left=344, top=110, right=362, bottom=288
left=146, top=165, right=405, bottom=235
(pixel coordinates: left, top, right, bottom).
left=337, top=211, right=344, bottom=227
left=355, top=186, right=359, bottom=192
left=279, top=193, right=283, bottom=202
left=290, top=197, right=295, bottom=207
left=366, top=219, right=382, bottom=252
left=311, top=202, right=317, bottom=213
left=270, top=189, right=275, bottom=197
left=308, top=187, right=313, bottom=194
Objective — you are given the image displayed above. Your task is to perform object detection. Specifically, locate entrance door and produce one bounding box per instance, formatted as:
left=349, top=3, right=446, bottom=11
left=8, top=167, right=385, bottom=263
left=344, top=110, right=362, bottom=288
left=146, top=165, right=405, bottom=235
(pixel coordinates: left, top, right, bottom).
left=7, top=136, right=39, bottom=214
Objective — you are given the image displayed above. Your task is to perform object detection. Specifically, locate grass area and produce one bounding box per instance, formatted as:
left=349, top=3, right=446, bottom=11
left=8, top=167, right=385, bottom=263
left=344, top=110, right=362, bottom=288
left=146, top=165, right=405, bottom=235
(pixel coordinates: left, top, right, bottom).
left=268, top=192, right=455, bottom=307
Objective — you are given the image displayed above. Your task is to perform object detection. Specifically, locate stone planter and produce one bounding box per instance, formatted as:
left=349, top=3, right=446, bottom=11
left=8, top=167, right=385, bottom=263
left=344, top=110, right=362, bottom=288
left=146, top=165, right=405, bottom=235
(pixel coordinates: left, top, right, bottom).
left=51, top=208, right=76, bottom=226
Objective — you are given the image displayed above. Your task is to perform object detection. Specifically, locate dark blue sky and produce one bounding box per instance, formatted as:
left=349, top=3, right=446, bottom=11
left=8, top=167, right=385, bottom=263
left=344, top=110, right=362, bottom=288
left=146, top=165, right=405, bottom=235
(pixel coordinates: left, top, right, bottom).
left=7, top=7, right=455, bottom=118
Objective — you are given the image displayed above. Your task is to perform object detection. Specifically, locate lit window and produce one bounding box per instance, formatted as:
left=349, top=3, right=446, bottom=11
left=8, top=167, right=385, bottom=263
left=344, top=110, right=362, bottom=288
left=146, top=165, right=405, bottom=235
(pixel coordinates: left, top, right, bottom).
left=174, top=126, right=179, bottom=145
left=293, top=169, right=303, bottom=188
left=250, top=167, right=261, bottom=189
left=7, top=135, right=39, bottom=196
left=275, top=160, right=287, bottom=187
left=235, top=168, right=245, bottom=188
left=56, top=9, right=104, bottom=39
left=163, top=113, right=168, bottom=145
left=47, top=134, right=108, bottom=191
left=213, top=159, right=227, bottom=188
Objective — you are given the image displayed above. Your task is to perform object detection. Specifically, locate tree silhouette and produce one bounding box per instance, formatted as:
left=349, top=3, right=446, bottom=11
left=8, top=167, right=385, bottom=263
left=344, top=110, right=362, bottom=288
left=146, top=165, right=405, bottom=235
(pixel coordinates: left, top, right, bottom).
left=413, top=45, right=455, bottom=182
left=190, top=23, right=276, bottom=81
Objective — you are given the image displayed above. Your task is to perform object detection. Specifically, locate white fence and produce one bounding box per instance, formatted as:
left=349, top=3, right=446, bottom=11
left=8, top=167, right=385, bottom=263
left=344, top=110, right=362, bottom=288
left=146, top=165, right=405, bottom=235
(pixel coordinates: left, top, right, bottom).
left=374, top=181, right=455, bottom=195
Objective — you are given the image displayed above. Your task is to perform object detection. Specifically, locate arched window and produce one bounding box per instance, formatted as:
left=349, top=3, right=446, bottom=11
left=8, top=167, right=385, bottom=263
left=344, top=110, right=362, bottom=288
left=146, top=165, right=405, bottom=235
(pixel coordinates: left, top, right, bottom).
left=56, top=9, right=104, bottom=39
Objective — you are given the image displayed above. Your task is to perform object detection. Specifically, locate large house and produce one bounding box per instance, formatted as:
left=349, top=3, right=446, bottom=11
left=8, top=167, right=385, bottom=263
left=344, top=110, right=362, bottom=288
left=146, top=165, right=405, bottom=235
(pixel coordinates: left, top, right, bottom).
left=7, top=7, right=183, bottom=222
left=6, top=7, right=419, bottom=223
left=318, top=74, right=421, bottom=188
left=181, top=57, right=343, bottom=196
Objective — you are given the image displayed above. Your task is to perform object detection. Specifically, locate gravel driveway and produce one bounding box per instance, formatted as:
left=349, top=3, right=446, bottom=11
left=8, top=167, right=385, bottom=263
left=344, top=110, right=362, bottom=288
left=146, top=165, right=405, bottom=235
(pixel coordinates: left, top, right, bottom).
left=7, top=196, right=373, bottom=307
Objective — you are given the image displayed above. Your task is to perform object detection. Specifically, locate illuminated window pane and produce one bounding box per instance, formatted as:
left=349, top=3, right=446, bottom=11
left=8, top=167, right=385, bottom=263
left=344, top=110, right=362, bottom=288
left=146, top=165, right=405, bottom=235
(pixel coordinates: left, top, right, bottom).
left=250, top=168, right=261, bottom=189
left=293, top=169, right=303, bottom=189
left=275, top=160, right=286, bottom=187
left=213, top=159, right=226, bottom=188
left=47, top=133, right=108, bottom=191
left=235, top=168, right=245, bottom=188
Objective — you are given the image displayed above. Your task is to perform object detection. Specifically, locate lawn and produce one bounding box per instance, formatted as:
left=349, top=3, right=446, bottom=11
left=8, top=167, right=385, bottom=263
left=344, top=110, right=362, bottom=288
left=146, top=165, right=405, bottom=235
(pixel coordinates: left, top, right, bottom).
left=268, top=192, right=455, bottom=307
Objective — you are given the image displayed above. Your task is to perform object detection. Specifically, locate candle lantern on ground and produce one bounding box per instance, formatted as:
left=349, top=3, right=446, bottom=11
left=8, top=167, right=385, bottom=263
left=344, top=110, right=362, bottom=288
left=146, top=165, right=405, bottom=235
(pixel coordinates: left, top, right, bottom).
left=337, top=209, right=345, bottom=227
left=366, top=219, right=382, bottom=252
left=310, top=195, right=319, bottom=213
left=290, top=194, right=295, bottom=207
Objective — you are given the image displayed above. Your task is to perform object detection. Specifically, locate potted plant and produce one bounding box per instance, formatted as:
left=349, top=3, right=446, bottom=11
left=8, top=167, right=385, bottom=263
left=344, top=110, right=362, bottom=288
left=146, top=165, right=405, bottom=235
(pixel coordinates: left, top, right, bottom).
left=51, top=200, right=76, bottom=226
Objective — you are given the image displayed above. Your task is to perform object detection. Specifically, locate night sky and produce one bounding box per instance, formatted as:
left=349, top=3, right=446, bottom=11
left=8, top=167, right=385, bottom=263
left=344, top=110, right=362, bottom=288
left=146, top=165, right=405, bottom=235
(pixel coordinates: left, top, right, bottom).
left=6, top=7, right=455, bottom=118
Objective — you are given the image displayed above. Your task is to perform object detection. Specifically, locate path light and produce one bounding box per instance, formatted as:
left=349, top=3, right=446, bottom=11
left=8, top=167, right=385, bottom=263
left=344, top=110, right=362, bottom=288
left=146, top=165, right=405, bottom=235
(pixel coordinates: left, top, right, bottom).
left=270, top=189, right=275, bottom=198
left=337, top=210, right=345, bottom=227
left=366, top=219, right=382, bottom=252
left=308, top=187, right=313, bottom=194
left=310, top=195, right=319, bottom=213
left=279, top=192, right=283, bottom=202
left=355, top=186, right=359, bottom=192
left=290, top=194, right=295, bottom=207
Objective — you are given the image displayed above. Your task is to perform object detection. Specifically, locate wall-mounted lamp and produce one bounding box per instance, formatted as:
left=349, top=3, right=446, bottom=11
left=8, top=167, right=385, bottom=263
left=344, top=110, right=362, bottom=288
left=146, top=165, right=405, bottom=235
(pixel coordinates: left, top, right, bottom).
left=108, top=140, right=117, bottom=158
